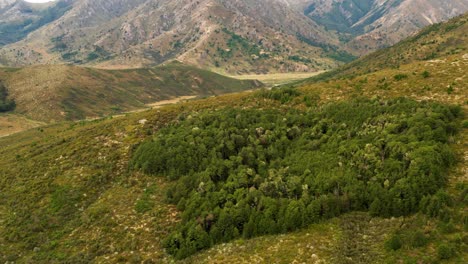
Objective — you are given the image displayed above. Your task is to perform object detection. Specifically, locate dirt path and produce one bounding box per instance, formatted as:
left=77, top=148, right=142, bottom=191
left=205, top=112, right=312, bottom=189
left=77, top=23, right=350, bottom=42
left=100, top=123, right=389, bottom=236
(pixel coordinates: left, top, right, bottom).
left=228, top=72, right=325, bottom=86
left=0, top=114, right=45, bottom=138
left=146, top=95, right=197, bottom=108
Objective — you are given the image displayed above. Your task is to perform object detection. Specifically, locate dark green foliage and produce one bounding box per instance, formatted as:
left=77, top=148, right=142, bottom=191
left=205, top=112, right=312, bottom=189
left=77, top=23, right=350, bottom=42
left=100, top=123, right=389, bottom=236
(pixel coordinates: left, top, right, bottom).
left=134, top=185, right=156, bottom=214
left=288, top=55, right=312, bottom=64
left=420, top=190, right=453, bottom=219
left=218, top=28, right=261, bottom=60
left=49, top=185, right=82, bottom=219
left=447, top=85, right=454, bottom=94
left=409, top=231, right=428, bottom=248
left=422, top=71, right=431, bottom=78
left=462, top=120, right=468, bottom=129
left=0, top=81, right=16, bottom=112
left=131, top=98, right=460, bottom=258
left=393, top=74, right=408, bottom=81
left=326, top=50, right=358, bottom=63
left=385, top=234, right=402, bottom=251
left=256, top=87, right=301, bottom=104
left=437, top=243, right=455, bottom=259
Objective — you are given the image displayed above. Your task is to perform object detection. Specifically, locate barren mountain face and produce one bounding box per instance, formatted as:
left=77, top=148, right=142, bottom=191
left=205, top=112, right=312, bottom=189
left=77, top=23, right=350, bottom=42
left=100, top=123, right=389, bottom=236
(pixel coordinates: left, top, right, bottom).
left=0, top=0, right=15, bottom=9
left=0, top=0, right=344, bottom=73
left=0, top=0, right=466, bottom=72
left=302, top=0, right=468, bottom=54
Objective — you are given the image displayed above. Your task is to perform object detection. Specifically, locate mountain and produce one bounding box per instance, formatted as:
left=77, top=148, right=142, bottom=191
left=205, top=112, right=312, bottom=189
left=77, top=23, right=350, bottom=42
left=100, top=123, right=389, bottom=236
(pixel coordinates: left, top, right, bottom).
left=298, top=0, right=468, bottom=55
left=0, top=0, right=345, bottom=73
left=301, top=13, right=468, bottom=82
left=0, top=13, right=467, bottom=263
left=0, top=62, right=262, bottom=123
left=0, top=0, right=466, bottom=72
left=0, top=0, right=73, bottom=46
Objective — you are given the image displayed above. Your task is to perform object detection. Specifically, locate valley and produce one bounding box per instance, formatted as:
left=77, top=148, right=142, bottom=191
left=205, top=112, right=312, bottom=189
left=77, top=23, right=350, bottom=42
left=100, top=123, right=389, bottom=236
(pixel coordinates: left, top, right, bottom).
left=0, top=1, right=466, bottom=263
left=229, top=72, right=325, bottom=86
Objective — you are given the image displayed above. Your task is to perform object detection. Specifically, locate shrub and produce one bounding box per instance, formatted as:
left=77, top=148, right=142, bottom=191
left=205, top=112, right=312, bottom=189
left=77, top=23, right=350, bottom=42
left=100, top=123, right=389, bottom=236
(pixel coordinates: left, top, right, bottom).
left=394, top=74, right=408, bottom=81
left=422, top=71, right=431, bottom=78
left=462, top=120, right=468, bottom=129
left=437, top=243, right=455, bottom=259
left=409, top=231, right=428, bottom=248
left=447, top=85, right=454, bottom=94
left=386, top=234, right=402, bottom=251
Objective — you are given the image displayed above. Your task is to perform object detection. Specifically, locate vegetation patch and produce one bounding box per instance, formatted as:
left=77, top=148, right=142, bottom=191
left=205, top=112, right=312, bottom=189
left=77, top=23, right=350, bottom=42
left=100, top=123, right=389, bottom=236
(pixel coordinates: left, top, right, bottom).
left=131, top=97, right=461, bottom=259
left=0, top=81, right=16, bottom=112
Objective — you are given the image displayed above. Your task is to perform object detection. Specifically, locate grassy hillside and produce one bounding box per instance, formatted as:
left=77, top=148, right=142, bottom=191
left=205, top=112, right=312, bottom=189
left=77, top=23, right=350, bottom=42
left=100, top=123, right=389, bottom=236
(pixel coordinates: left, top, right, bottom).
left=302, top=13, right=468, bottom=83
left=0, top=49, right=466, bottom=262
left=0, top=62, right=262, bottom=123
left=0, top=13, right=467, bottom=264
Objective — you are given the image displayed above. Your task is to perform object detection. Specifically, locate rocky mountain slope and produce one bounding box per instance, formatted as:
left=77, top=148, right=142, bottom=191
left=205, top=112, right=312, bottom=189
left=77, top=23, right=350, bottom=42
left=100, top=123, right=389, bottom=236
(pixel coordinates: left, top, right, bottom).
left=0, top=0, right=466, bottom=72
left=0, top=0, right=73, bottom=46
left=299, top=0, right=468, bottom=55
left=301, top=13, right=468, bottom=82
left=0, top=0, right=343, bottom=73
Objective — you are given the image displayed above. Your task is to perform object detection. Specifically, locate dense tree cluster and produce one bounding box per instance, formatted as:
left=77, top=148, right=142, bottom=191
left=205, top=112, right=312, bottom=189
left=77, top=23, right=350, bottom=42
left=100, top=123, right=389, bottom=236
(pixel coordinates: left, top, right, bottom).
left=0, top=82, right=15, bottom=112
left=131, top=98, right=461, bottom=259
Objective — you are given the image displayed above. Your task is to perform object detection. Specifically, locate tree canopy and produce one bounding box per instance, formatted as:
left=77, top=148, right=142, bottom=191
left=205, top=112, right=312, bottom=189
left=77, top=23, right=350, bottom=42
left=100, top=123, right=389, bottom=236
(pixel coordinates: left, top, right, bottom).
left=131, top=97, right=461, bottom=259
left=0, top=81, right=15, bottom=112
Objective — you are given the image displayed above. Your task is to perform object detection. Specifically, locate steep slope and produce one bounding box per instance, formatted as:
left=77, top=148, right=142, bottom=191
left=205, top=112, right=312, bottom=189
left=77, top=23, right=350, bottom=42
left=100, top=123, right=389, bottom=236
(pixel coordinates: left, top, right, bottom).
left=0, top=51, right=466, bottom=263
left=0, top=62, right=262, bottom=122
left=300, top=0, right=468, bottom=55
left=0, top=0, right=73, bottom=46
left=0, top=14, right=467, bottom=263
left=0, top=0, right=345, bottom=73
left=302, top=13, right=468, bottom=82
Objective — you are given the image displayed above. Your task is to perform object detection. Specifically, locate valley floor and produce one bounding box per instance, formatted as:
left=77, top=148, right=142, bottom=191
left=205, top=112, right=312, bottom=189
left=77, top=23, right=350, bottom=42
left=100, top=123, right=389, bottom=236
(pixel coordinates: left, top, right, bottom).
left=229, top=72, right=325, bottom=87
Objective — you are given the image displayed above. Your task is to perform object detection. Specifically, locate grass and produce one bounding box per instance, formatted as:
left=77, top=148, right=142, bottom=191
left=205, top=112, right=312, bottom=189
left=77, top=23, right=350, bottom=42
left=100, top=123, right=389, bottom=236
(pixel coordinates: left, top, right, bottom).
left=0, top=52, right=466, bottom=261
left=0, top=13, right=466, bottom=264
left=0, top=62, right=262, bottom=124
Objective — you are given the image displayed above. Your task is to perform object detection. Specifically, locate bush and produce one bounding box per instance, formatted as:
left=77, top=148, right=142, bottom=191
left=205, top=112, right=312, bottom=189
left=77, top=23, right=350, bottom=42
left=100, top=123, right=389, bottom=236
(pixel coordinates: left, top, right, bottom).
left=437, top=243, right=455, bottom=260
left=409, top=231, right=427, bottom=248
left=394, top=74, right=408, bottom=81
left=386, top=234, right=402, bottom=251
left=462, top=120, right=468, bottom=129
left=422, top=71, right=431, bottom=78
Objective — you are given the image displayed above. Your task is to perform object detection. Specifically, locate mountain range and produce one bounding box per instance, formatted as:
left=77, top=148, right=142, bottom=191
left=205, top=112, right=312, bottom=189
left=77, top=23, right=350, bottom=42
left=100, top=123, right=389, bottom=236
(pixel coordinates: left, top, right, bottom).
left=0, top=0, right=466, bottom=73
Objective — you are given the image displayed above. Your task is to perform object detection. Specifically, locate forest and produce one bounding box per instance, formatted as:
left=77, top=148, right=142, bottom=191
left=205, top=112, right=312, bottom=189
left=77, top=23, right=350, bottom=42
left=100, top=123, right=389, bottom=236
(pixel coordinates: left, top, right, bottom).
left=130, top=97, right=462, bottom=259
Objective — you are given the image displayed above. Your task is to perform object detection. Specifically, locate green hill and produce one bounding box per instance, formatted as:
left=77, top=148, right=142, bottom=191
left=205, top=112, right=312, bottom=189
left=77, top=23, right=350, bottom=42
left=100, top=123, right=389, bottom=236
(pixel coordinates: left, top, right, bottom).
left=0, top=62, right=262, bottom=123
left=0, top=13, right=467, bottom=264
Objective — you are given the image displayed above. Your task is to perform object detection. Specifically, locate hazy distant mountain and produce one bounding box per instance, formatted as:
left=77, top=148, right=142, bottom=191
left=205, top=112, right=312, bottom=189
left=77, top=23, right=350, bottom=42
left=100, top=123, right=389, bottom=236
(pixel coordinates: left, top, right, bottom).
left=300, top=0, right=468, bottom=55
left=0, top=0, right=466, bottom=72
